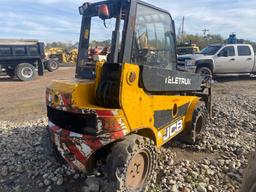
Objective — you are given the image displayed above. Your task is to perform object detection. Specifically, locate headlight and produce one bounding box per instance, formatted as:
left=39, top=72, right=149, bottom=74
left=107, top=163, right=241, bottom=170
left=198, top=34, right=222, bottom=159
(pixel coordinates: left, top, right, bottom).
left=185, top=59, right=195, bottom=66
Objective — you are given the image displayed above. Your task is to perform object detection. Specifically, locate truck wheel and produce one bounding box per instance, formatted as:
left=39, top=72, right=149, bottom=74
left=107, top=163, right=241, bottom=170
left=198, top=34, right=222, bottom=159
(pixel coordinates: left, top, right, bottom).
left=105, top=134, right=157, bottom=192
left=41, top=127, right=66, bottom=164
left=196, top=67, right=212, bottom=81
left=176, top=103, right=207, bottom=145
left=46, top=60, right=59, bottom=72
left=15, top=63, right=36, bottom=81
left=240, top=148, right=256, bottom=192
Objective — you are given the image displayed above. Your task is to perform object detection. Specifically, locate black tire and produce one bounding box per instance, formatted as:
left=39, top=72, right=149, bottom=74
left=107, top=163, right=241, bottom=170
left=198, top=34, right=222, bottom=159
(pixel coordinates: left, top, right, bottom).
left=240, top=147, right=256, bottom=192
left=176, top=103, right=207, bottom=145
left=105, top=134, right=157, bottom=192
left=41, top=127, right=66, bottom=164
left=196, top=67, right=213, bottom=81
left=15, top=63, right=36, bottom=81
left=46, top=60, right=59, bottom=72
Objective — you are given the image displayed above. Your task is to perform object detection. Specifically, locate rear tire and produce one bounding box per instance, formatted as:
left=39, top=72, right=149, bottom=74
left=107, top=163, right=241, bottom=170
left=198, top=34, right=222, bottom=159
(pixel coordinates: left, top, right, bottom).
left=15, top=63, right=36, bottom=81
left=46, top=60, right=59, bottom=72
left=176, top=103, right=207, bottom=145
left=105, top=134, right=157, bottom=192
left=240, top=147, right=256, bottom=192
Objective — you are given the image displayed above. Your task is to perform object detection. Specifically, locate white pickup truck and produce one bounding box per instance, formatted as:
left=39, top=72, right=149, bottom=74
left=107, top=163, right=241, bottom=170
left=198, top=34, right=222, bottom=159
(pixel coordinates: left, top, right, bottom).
left=177, top=44, right=256, bottom=78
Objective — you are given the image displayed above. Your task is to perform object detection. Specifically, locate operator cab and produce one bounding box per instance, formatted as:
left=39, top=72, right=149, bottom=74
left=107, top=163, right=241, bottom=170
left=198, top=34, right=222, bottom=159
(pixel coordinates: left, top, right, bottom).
left=76, top=0, right=177, bottom=79
left=76, top=0, right=206, bottom=109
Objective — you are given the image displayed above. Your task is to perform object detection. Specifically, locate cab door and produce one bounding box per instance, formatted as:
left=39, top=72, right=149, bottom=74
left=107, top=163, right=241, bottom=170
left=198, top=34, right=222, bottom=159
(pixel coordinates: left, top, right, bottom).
left=234, top=45, right=254, bottom=72
left=214, top=46, right=236, bottom=73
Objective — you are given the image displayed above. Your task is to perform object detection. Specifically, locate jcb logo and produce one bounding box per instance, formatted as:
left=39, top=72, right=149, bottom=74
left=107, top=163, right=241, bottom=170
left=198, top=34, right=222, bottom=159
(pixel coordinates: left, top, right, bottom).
left=163, top=120, right=183, bottom=142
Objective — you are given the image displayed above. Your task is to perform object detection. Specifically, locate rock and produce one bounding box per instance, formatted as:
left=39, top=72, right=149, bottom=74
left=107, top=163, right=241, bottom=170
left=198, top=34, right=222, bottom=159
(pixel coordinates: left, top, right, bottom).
left=14, top=185, right=22, bottom=192
left=183, top=187, right=191, bottom=192
left=38, top=182, right=44, bottom=188
left=51, top=176, right=58, bottom=182
left=16, top=165, right=23, bottom=173
left=56, top=177, right=63, bottom=186
left=73, top=173, right=80, bottom=180
left=208, top=185, right=214, bottom=191
left=171, top=184, right=179, bottom=192
left=45, top=185, right=52, bottom=192
left=1, top=166, right=8, bottom=177
left=81, top=186, right=90, bottom=192
left=86, top=177, right=100, bottom=192
left=43, top=173, right=49, bottom=179
left=44, top=179, right=51, bottom=186
left=197, top=183, right=207, bottom=192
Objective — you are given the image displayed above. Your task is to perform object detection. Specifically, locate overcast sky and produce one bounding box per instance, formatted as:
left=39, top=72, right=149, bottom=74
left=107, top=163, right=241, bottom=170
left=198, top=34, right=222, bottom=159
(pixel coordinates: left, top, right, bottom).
left=0, top=0, right=255, bottom=43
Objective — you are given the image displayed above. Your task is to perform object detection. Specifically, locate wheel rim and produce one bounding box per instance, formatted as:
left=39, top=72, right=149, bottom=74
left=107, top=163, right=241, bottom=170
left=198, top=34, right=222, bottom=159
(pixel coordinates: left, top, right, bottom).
left=126, top=150, right=150, bottom=190
left=50, top=61, right=58, bottom=70
left=200, top=68, right=212, bottom=81
left=21, top=67, right=33, bottom=78
left=250, top=183, right=256, bottom=192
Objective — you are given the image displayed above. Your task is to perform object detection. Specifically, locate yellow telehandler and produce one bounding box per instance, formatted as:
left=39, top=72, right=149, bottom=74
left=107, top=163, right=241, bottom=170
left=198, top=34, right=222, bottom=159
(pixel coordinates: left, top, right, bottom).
left=44, top=0, right=211, bottom=191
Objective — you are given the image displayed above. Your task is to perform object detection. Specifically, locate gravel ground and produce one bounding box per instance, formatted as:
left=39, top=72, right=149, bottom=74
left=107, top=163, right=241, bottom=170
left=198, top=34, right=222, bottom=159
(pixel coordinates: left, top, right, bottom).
left=156, top=91, right=256, bottom=192
left=0, top=78, right=255, bottom=192
left=0, top=67, right=75, bottom=122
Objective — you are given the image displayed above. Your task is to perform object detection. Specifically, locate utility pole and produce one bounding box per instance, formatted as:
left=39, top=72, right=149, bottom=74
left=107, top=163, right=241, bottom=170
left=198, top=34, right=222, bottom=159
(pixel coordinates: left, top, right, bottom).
left=202, top=29, right=209, bottom=38
left=178, top=16, right=185, bottom=43
left=181, top=16, right=185, bottom=42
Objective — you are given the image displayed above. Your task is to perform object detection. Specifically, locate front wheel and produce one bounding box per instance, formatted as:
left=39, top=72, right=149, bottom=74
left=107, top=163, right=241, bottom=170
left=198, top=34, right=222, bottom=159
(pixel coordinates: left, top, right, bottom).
left=15, top=63, right=36, bottom=81
left=45, top=60, right=60, bottom=72
left=196, top=67, right=212, bottom=81
left=176, top=103, right=207, bottom=145
left=105, top=134, right=157, bottom=192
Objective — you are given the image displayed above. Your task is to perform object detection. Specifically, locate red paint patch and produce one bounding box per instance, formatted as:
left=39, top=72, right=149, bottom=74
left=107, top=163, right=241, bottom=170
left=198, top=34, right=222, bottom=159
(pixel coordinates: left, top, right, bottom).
left=67, top=144, right=87, bottom=163
left=111, top=130, right=125, bottom=140
left=83, top=136, right=103, bottom=151
left=96, top=110, right=114, bottom=117
left=62, top=93, right=71, bottom=106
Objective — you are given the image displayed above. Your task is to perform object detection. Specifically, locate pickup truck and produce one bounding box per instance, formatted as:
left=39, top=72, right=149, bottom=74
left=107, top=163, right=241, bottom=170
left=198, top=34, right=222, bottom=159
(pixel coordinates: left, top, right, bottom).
left=0, top=41, right=59, bottom=81
left=177, top=44, right=256, bottom=79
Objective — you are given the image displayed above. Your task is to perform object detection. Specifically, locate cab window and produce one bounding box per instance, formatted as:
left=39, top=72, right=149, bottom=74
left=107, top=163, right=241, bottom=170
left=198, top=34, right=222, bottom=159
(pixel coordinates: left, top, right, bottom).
left=28, top=46, right=39, bottom=56
left=238, top=46, right=251, bottom=56
left=132, top=4, right=176, bottom=70
left=218, top=46, right=235, bottom=57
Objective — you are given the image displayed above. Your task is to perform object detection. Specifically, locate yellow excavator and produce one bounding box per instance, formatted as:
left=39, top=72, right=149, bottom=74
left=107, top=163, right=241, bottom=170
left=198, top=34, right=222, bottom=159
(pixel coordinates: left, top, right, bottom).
left=45, top=47, right=78, bottom=64
left=44, top=0, right=211, bottom=191
left=177, top=42, right=200, bottom=55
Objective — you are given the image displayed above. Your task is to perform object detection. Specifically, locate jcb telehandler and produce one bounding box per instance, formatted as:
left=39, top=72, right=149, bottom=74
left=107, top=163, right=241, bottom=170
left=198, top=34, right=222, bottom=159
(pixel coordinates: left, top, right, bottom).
left=44, top=0, right=211, bottom=191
